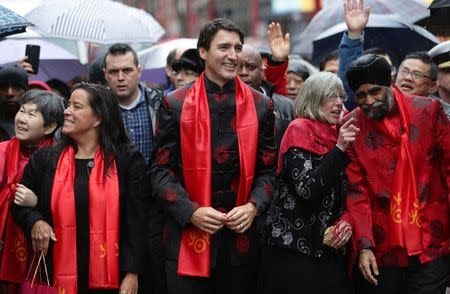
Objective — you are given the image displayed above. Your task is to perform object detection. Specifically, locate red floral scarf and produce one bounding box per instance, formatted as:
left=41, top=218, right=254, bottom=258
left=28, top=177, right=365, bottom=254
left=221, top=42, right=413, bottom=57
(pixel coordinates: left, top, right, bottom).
left=51, top=146, right=119, bottom=294
left=178, top=74, right=259, bottom=277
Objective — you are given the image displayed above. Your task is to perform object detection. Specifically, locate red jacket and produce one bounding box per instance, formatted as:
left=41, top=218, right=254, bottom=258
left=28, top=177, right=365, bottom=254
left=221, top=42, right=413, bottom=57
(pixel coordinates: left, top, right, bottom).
left=344, top=88, right=450, bottom=267
left=264, top=59, right=288, bottom=96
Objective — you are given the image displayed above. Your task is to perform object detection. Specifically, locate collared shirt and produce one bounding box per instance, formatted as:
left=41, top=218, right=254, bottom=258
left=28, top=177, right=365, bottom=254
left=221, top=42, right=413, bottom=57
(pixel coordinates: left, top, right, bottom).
left=438, top=98, right=450, bottom=119
left=119, top=85, right=152, bottom=163
left=430, top=93, right=450, bottom=119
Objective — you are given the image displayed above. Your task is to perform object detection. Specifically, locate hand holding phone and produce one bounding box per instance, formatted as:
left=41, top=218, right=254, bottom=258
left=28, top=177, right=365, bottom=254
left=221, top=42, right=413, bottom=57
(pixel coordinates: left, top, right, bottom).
left=25, top=44, right=40, bottom=74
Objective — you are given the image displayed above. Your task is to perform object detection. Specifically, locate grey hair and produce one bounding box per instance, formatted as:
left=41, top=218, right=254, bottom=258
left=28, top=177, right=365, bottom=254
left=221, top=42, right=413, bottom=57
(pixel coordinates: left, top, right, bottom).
left=20, top=90, right=66, bottom=130
left=294, top=72, right=344, bottom=121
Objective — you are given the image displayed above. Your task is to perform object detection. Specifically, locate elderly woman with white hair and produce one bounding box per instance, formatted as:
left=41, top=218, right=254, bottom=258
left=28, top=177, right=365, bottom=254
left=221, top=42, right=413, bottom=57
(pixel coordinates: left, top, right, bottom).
left=260, top=72, right=359, bottom=294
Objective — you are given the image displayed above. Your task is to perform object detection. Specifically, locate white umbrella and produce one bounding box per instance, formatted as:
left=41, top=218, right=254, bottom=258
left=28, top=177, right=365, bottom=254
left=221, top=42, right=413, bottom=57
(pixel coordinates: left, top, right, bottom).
left=138, top=38, right=198, bottom=69
left=0, top=38, right=86, bottom=81
left=24, top=0, right=165, bottom=45
left=294, top=0, right=429, bottom=59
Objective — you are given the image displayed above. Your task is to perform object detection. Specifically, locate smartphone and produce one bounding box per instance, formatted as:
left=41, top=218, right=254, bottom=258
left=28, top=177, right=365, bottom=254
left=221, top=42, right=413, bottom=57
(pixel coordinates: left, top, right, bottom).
left=25, top=44, right=40, bottom=74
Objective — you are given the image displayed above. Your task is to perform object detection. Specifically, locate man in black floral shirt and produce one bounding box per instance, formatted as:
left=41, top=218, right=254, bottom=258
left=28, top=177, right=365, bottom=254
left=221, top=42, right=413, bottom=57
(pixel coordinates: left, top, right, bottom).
left=150, top=18, right=277, bottom=294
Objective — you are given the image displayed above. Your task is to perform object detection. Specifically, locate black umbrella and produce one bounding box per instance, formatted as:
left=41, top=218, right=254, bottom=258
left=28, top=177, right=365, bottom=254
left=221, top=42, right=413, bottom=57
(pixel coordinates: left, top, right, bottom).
left=426, top=0, right=450, bottom=36
left=312, top=14, right=439, bottom=67
left=0, top=5, right=34, bottom=38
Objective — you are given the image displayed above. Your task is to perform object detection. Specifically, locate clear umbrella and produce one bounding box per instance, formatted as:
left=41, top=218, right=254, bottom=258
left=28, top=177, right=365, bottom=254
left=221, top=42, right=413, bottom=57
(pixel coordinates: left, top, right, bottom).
left=138, top=38, right=198, bottom=69
left=294, top=0, right=430, bottom=60
left=24, top=0, right=165, bottom=45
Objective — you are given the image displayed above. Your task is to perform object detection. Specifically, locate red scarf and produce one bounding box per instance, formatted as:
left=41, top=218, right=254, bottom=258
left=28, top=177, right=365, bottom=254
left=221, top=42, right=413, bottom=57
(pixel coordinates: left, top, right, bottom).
left=0, top=137, right=52, bottom=283
left=374, top=86, right=422, bottom=255
left=51, top=146, right=119, bottom=294
left=178, top=74, right=259, bottom=277
left=277, top=118, right=338, bottom=173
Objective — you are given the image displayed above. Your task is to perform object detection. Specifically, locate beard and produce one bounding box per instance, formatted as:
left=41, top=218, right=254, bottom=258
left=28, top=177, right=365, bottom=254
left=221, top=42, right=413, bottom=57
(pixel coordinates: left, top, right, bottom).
left=361, top=91, right=391, bottom=120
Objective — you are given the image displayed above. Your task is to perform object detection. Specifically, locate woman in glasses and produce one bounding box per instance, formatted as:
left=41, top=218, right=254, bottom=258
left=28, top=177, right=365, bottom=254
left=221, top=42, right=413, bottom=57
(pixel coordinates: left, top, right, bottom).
left=13, top=83, right=146, bottom=294
left=260, top=72, right=358, bottom=294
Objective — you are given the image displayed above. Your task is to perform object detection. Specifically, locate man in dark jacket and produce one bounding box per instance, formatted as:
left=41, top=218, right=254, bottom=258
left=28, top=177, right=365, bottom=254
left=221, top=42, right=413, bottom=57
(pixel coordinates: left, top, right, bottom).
left=238, top=45, right=294, bottom=149
left=104, top=43, right=165, bottom=294
left=150, top=18, right=277, bottom=294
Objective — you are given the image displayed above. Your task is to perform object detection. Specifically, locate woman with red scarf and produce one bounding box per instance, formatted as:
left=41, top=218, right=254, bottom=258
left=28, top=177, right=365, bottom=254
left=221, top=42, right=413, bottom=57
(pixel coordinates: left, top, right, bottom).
left=12, top=83, right=146, bottom=294
left=260, top=72, right=359, bottom=293
left=0, top=90, right=65, bottom=293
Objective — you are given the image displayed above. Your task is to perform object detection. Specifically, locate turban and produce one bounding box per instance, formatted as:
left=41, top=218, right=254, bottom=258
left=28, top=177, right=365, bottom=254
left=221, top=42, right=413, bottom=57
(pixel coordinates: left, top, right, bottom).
left=346, top=54, right=391, bottom=92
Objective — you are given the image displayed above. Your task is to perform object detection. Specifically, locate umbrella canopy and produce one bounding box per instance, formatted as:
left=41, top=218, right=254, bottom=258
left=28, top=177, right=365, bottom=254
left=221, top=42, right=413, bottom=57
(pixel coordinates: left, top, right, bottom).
left=294, top=0, right=429, bottom=60
left=0, top=4, right=34, bottom=38
left=24, top=0, right=165, bottom=45
left=426, top=0, right=450, bottom=36
left=312, top=14, right=439, bottom=67
left=0, top=38, right=86, bottom=81
left=138, top=38, right=198, bottom=69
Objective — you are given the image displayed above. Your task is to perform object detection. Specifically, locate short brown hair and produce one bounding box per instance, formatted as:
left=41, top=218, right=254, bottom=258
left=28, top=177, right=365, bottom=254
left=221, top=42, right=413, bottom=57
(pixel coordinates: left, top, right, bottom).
left=197, top=18, right=244, bottom=51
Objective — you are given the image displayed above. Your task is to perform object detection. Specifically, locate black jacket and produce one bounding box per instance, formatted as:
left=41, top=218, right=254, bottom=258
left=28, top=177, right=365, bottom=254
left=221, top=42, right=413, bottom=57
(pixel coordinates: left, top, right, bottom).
left=150, top=77, right=277, bottom=267
left=266, top=146, right=350, bottom=259
left=12, top=144, right=147, bottom=276
left=260, top=80, right=294, bottom=150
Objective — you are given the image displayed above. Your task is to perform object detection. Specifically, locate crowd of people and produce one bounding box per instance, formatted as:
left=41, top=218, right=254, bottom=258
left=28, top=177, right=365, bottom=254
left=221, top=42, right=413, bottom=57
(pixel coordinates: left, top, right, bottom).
left=0, top=0, right=448, bottom=294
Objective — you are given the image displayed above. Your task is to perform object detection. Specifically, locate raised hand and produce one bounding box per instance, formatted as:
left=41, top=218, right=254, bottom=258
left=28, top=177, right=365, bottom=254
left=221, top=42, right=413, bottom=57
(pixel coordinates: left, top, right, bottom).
left=267, top=22, right=290, bottom=61
left=17, top=56, right=34, bottom=74
left=344, top=0, right=370, bottom=38
left=337, top=117, right=360, bottom=152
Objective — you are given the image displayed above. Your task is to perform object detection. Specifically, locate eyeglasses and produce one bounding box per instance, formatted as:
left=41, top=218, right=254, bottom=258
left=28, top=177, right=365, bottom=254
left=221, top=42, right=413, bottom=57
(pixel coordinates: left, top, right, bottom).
left=397, top=67, right=433, bottom=80
left=328, top=94, right=348, bottom=102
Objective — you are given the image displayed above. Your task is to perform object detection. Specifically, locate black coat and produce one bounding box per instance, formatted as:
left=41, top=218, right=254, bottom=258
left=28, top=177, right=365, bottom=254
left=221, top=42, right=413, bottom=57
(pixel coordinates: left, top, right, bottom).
left=260, top=79, right=295, bottom=150
left=12, top=144, right=147, bottom=279
left=150, top=77, right=277, bottom=268
left=266, top=146, right=350, bottom=258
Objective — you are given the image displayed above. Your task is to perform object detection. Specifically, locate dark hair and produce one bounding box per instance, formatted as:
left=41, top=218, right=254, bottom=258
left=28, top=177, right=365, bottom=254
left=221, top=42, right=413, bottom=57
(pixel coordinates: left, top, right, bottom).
left=55, top=83, right=130, bottom=174
left=197, top=18, right=244, bottom=51
left=0, top=65, right=29, bottom=91
left=166, top=49, right=178, bottom=67
left=319, top=50, right=338, bottom=71
left=401, top=51, right=438, bottom=81
left=88, top=55, right=107, bottom=85
left=46, top=78, right=71, bottom=99
left=287, top=61, right=310, bottom=81
left=172, top=48, right=204, bottom=75
left=364, top=47, right=389, bottom=57
left=20, top=90, right=66, bottom=132
left=104, top=43, right=139, bottom=67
